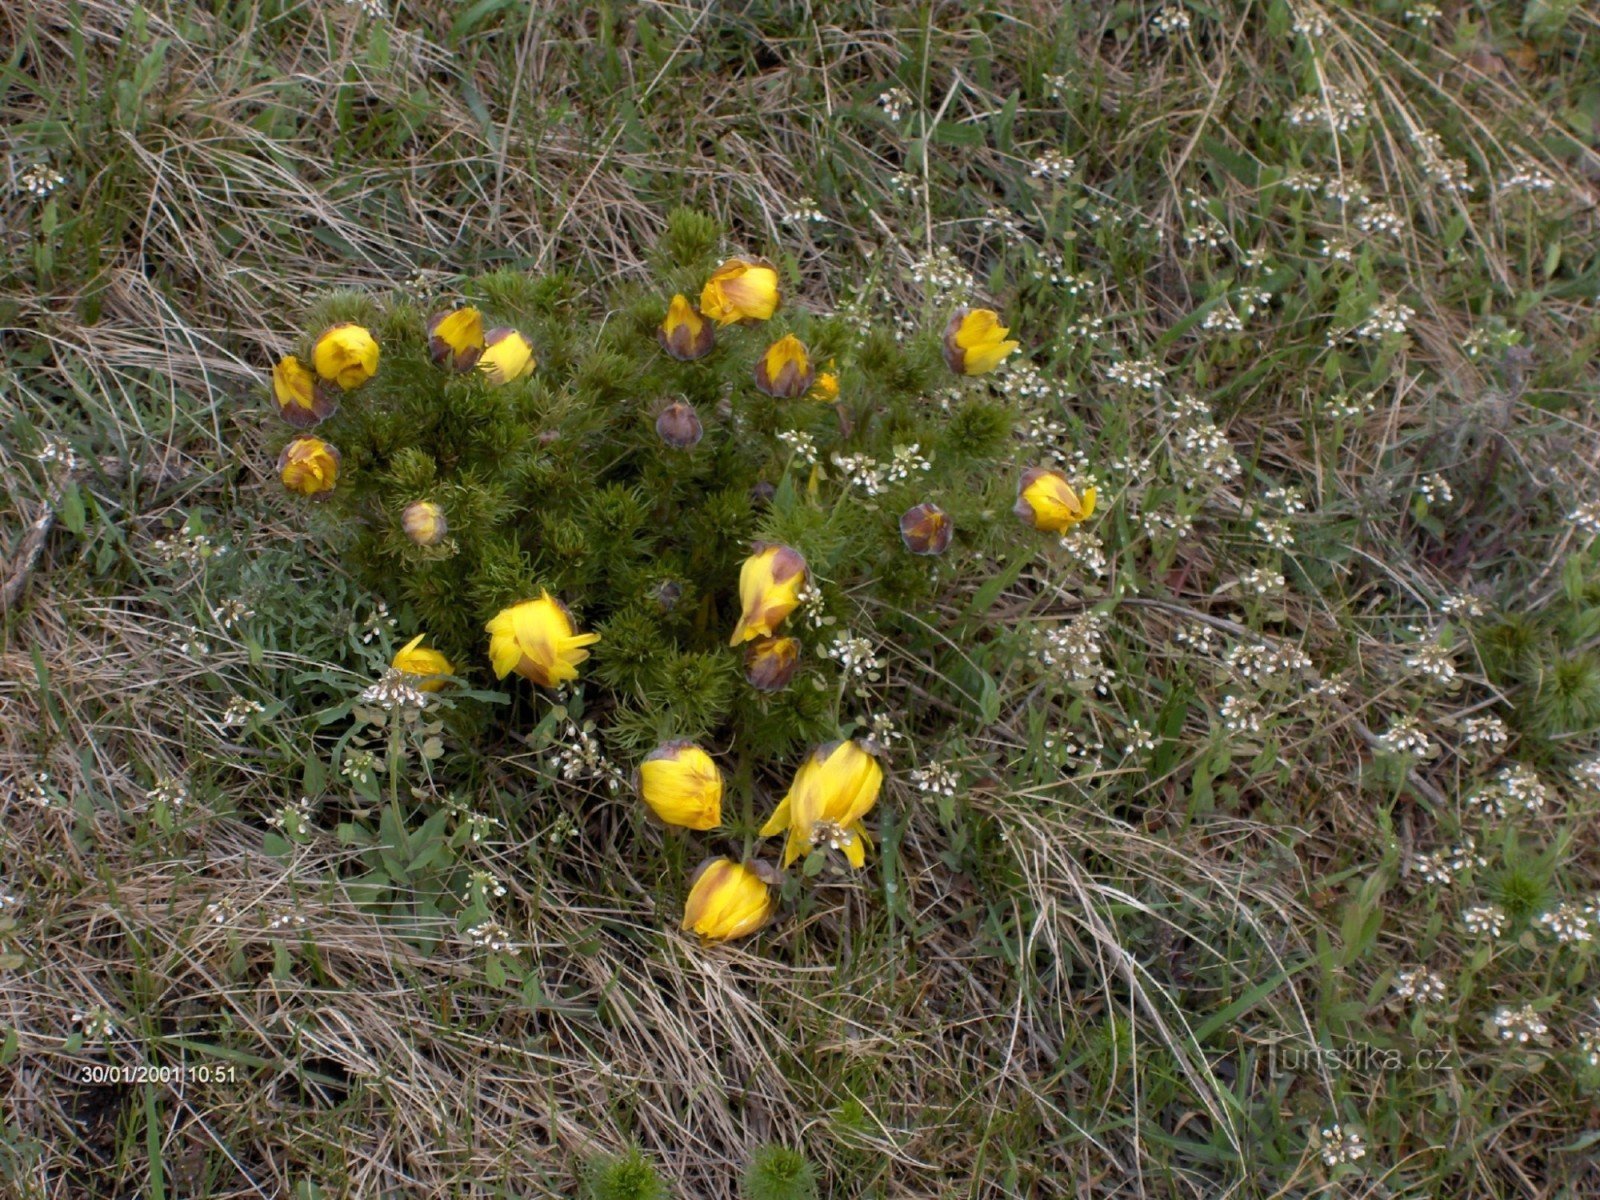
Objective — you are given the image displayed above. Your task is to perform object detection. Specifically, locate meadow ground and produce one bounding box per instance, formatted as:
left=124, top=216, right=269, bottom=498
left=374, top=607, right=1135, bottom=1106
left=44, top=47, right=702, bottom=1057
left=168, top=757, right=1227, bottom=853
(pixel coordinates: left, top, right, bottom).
left=3, top=1, right=1600, bottom=1197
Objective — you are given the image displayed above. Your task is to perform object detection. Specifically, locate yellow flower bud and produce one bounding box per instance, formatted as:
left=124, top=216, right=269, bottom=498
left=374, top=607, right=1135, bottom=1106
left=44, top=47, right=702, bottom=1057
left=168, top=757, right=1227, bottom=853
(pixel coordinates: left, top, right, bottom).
left=401, top=500, right=448, bottom=547
left=753, top=334, right=815, bottom=399
left=942, top=307, right=1019, bottom=375
left=277, top=435, right=341, bottom=496
left=637, top=741, right=723, bottom=830
left=485, top=591, right=600, bottom=688
left=899, top=502, right=952, bottom=555
left=699, top=258, right=780, bottom=325
left=312, top=323, right=379, bottom=390
left=657, top=293, right=716, bottom=361
left=729, top=543, right=808, bottom=646
left=809, top=371, right=839, bottom=402
left=744, top=635, right=801, bottom=692
left=479, top=327, right=535, bottom=384
left=758, top=740, right=883, bottom=869
left=681, top=857, right=774, bottom=941
left=428, top=307, right=485, bottom=372
left=1014, top=467, right=1097, bottom=533
left=391, top=634, right=454, bottom=692
left=655, top=400, right=704, bottom=449
left=271, top=355, right=336, bottom=427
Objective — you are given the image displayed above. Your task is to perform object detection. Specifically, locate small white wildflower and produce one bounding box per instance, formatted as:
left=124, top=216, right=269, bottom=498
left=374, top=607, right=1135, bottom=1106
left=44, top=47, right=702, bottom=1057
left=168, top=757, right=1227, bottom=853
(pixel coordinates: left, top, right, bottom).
left=980, top=206, right=1026, bottom=238
left=1568, top=502, right=1600, bottom=536
left=908, top=246, right=975, bottom=298
left=1282, top=170, right=1327, bottom=196
left=343, top=0, right=387, bottom=16
left=1239, top=567, right=1286, bottom=597
left=548, top=721, right=627, bottom=793
left=1498, top=164, right=1556, bottom=196
left=1404, top=2, right=1440, bottom=24
left=264, top=907, right=309, bottom=932
left=909, top=761, right=959, bottom=797
left=146, top=775, right=189, bottom=811
left=884, top=442, right=932, bottom=483
left=71, top=1008, right=117, bottom=1039
left=1485, top=763, right=1551, bottom=814
left=1392, top=968, right=1448, bottom=1006
left=866, top=712, right=904, bottom=747
left=1042, top=72, right=1070, bottom=100
left=777, top=428, right=819, bottom=467
left=221, top=696, right=264, bottom=728
left=1417, top=473, right=1454, bottom=506
left=14, top=163, right=66, bottom=200
left=1440, top=593, right=1487, bottom=619
left=266, top=795, right=314, bottom=838
left=1287, top=87, right=1368, bottom=135
left=360, top=667, right=431, bottom=713
left=461, top=810, right=504, bottom=845
left=1255, top=517, right=1296, bottom=551
left=464, top=869, right=509, bottom=903
left=1534, top=900, right=1598, bottom=946
left=0, top=886, right=22, bottom=910
left=781, top=196, right=825, bottom=224
left=1323, top=177, right=1369, bottom=206
left=210, top=598, right=254, bottom=630
left=1151, top=4, right=1192, bottom=34
left=823, top=633, right=885, bottom=695
left=1408, top=836, right=1486, bottom=887
left=1460, top=715, right=1509, bottom=750
left=466, top=921, right=519, bottom=954
left=1173, top=621, right=1217, bottom=654
left=1491, top=1004, right=1549, bottom=1045
left=1319, top=237, right=1357, bottom=265
left=1290, top=11, right=1332, bottom=39
left=1410, top=128, right=1471, bottom=194
left=1032, top=611, right=1112, bottom=686
left=1317, top=1122, right=1366, bottom=1167
left=203, top=897, right=237, bottom=925
left=1404, top=641, right=1457, bottom=687
left=360, top=601, right=397, bottom=645
left=1220, top=694, right=1264, bottom=737
left=1106, top=356, right=1165, bottom=392
left=1029, top=148, right=1076, bottom=182
left=1350, top=299, right=1415, bottom=342
left=1202, top=303, right=1244, bottom=334
left=35, top=437, right=80, bottom=472
left=1356, top=202, right=1406, bottom=240
left=1323, top=389, right=1375, bottom=421
left=1375, top=714, right=1436, bottom=758
left=1058, top=527, right=1109, bottom=579
left=1461, top=902, right=1508, bottom=938
left=1123, top=720, right=1157, bottom=755
left=877, top=86, right=914, bottom=123
left=340, top=751, right=378, bottom=786
left=1578, top=1030, right=1600, bottom=1069
left=1570, top=756, right=1600, bottom=793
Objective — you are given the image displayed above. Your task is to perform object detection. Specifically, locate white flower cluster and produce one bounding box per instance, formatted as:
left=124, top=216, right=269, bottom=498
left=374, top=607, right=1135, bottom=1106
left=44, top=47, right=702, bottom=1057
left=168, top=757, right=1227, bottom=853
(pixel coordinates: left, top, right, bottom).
left=1416, top=473, right=1453, bottom=506
left=466, top=921, right=519, bottom=953
left=221, top=696, right=265, bottom=728
left=1318, top=1122, right=1366, bottom=1167
left=1106, top=356, right=1166, bottom=392
left=878, top=87, right=914, bottom=123
left=1350, top=299, right=1415, bottom=342
left=1166, top=394, right=1241, bottom=487
left=1392, top=967, right=1447, bottom=1006
left=1290, top=11, right=1332, bottom=39
left=1403, top=640, right=1457, bottom=687
left=1460, top=714, right=1509, bottom=750
left=777, top=428, right=819, bottom=467
left=71, top=1008, right=118, bottom=1039
left=1571, top=756, right=1600, bottom=793
left=1173, top=621, right=1218, bottom=654
left=1468, top=763, right=1550, bottom=818
left=1152, top=5, right=1192, bottom=34
left=464, top=869, right=508, bottom=903
left=908, top=761, right=959, bottom=798
left=1408, top=836, right=1486, bottom=887
left=1058, top=527, right=1108, bottom=579
left=1568, top=501, right=1600, bottom=536
left=1220, top=694, right=1263, bottom=737
left=14, top=163, right=66, bottom=199
left=823, top=633, right=885, bottom=694
left=1255, top=517, right=1295, bottom=551
left=1323, top=389, right=1376, bottom=420
left=1461, top=902, right=1508, bottom=938
left=1032, top=610, right=1114, bottom=687
left=908, top=245, right=975, bottom=296
left=1042, top=729, right=1104, bottom=773
left=1287, top=86, right=1369, bottom=135
left=360, top=667, right=431, bottom=713
left=1356, top=202, right=1406, bottom=240
left=1534, top=900, right=1597, bottom=946
left=782, top=196, right=825, bottom=224
left=1440, top=592, right=1487, bottom=619
left=1239, top=567, right=1285, bottom=596
left=343, top=0, right=387, bottom=17
left=1491, top=1004, right=1549, bottom=1044
left=1409, top=128, right=1471, bottom=194
left=1498, top=164, right=1556, bottom=196
left=145, top=775, right=189, bottom=811
left=1224, top=641, right=1312, bottom=682
left=267, top=795, right=314, bottom=838
left=1375, top=714, right=1435, bottom=758
left=361, top=601, right=397, bottom=645
left=265, top=907, right=309, bottom=932
left=885, top=442, right=932, bottom=483
left=151, top=527, right=223, bottom=568
left=210, top=598, right=254, bottom=630
left=549, top=722, right=627, bottom=793
left=1029, top=148, right=1076, bottom=182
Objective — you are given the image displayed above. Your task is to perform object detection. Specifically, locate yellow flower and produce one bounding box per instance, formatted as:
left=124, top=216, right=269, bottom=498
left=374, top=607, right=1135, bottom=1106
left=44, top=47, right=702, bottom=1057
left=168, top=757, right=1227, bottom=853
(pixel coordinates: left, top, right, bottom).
left=485, top=591, right=600, bottom=688
left=277, top=435, right=341, bottom=496
left=699, top=258, right=780, bottom=325
left=271, top=355, right=336, bottom=427
left=637, top=741, right=723, bottom=830
left=479, top=327, right=535, bottom=384
left=942, top=307, right=1019, bottom=375
left=392, top=634, right=454, bottom=692
left=1014, top=467, right=1097, bottom=533
left=428, top=307, right=485, bottom=371
left=809, top=371, right=839, bottom=402
left=728, top=543, right=808, bottom=646
left=744, top=634, right=801, bottom=692
left=759, top=740, right=883, bottom=869
left=401, top=500, right=448, bottom=547
left=657, top=293, right=716, bottom=361
left=899, top=502, right=953, bottom=555
left=312, top=323, right=379, bottom=390
left=681, top=858, right=774, bottom=941
left=753, top=334, right=815, bottom=399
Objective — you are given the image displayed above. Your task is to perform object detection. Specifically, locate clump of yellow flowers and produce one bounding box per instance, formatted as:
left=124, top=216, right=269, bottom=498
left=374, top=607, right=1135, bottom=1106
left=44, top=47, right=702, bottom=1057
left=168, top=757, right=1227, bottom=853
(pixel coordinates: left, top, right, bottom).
left=264, top=213, right=1103, bottom=947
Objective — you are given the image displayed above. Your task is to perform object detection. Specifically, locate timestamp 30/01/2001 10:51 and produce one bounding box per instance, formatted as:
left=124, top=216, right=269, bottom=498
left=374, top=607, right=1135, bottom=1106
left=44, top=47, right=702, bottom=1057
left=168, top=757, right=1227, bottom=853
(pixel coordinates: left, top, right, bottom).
left=78, top=1063, right=240, bottom=1084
